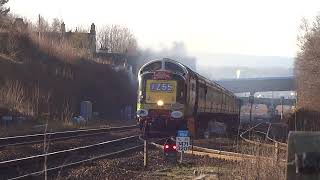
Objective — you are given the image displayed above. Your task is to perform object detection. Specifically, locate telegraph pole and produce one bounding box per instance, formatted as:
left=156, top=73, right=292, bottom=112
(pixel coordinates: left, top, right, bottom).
left=280, top=96, right=284, bottom=120
left=248, top=94, right=254, bottom=137
left=249, top=94, right=254, bottom=125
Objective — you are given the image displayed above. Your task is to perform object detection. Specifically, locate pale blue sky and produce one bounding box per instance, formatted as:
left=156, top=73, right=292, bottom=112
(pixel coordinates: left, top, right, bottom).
left=7, top=0, right=320, bottom=59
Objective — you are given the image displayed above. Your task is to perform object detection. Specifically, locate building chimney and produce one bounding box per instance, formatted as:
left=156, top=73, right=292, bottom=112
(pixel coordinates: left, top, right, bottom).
left=89, top=23, right=97, bottom=54
left=90, top=23, right=96, bottom=35
left=61, top=22, right=66, bottom=34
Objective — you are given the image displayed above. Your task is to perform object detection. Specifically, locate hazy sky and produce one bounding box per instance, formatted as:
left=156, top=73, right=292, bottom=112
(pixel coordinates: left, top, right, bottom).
left=7, top=0, right=320, bottom=58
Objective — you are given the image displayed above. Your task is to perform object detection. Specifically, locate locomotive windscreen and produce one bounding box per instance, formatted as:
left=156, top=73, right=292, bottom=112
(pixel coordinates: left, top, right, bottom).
left=145, top=80, right=177, bottom=104
left=149, top=82, right=174, bottom=92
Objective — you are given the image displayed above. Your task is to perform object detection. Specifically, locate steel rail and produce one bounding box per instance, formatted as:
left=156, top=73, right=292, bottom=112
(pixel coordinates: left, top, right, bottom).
left=0, top=125, right=138, bottom=148
left=150, top=139, right=286, bottom=163
left=8, top=141, right=143, bottom=179
left=8, top=136, right=172, bottom=179
left=265, top=122, right=288, bottom=147
left=239, top=122, right=287, bottom=150
left=0, top=135, right=140, bottom=168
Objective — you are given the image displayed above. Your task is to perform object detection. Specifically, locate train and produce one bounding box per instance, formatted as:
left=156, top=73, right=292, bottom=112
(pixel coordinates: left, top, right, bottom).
left=136, top=58, right=240, bottom=137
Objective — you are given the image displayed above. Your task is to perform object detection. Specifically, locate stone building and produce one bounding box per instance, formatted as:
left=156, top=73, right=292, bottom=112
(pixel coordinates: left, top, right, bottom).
left=1, top=18, right=139, bottom=79
left=39, top=22, right=96, bottom=55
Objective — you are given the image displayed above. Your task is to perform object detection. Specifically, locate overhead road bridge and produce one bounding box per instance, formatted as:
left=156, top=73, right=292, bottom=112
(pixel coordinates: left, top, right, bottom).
left=217, top=76, right=295, bottom=94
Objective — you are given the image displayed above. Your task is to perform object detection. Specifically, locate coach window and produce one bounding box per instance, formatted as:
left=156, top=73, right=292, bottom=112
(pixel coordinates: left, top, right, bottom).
left=165, top=62, right=184, bottom=75
left=141, top=61, right=162, bottom=73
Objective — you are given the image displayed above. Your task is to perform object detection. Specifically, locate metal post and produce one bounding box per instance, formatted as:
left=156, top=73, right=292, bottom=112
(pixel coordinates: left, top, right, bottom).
left=180, top=151, right=183, bottom=163
left=248, top=95, right=254, bottom=137
left=266, top=123, right=271, bottom=141
left=144, top=139, right=148, bottom=167
left=192, top=136, right=194, bottom=155
left=274, top=142, right=279, bottom=162
left=236, top=99, right=242, bottom=150
left=271, top=91, right=275, bottom=121
left=249, top=95, right=254, bottom=125
left=281, top=96, right=284, bottom=120
left=249, top=102, right=253, bottom=124
left=295, top=92, right=298, bottom=131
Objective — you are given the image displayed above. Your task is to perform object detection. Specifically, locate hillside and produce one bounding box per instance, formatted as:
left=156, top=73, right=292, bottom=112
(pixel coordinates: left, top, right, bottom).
left=0, top=32, right=136, bottom=125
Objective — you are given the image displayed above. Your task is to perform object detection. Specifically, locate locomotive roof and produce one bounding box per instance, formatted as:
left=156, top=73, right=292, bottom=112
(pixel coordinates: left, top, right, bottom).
left=139, top=58, right=236, bottom=97
left=139, top=58, right=188, bottom=74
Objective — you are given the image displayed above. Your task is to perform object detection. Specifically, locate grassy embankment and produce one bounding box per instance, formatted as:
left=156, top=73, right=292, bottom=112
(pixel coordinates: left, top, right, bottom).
left=0, top=27, right=136, bottom=136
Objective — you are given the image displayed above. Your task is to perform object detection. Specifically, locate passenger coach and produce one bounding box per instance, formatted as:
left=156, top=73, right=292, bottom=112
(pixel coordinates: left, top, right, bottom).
left=136, top=58, right=240, bottom=137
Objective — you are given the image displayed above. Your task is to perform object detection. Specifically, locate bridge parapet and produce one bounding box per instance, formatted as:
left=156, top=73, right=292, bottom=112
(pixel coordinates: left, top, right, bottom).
left=218, top=76, right=295, bottom=93
left=239, top=97, right=296, bottom=106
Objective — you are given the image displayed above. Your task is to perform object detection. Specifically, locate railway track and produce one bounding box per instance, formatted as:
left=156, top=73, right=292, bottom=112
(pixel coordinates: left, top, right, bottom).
left=0, top=135, right=143, bottom=180
left=150, top=136, right=287, bottom=166
left=239, top=122, right=287, bottom=151
left=0, top=125, right=138, bottom=149
left=150, top=138, right=286, bottom=163
left=149, top=123, right=289, bottom=163
left=0, top=123, right=288, bottom=179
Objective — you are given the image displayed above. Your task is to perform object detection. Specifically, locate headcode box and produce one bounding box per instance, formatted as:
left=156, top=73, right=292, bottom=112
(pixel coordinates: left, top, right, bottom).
left=287, top=131, right=320, bottom=180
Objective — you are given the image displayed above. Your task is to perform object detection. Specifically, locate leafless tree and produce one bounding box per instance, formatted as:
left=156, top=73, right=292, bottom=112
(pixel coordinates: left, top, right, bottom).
left=38, top=15, right=50, bottom=33
left=0, top=0, right=9, bottom=17
left=51, top=18, right=62, bottom=32
left=98, top=25, right=137, bottom=54
left=0, top=0, right=9, bottom=29
left=295, top=14, right=320, bottom=111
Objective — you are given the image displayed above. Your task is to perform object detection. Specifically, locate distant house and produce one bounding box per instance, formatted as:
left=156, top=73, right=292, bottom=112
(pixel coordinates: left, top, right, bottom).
left=1, top=18, right=139, bottom=79
left=40, top=21, right=139, bottom=77
left=38, top=22, right=96, bottom=55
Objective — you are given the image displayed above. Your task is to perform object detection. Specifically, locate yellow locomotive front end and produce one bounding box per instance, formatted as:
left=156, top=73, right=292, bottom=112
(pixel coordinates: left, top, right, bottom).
left=137, top=59, right=187, bottom=137
left=145, top=80, right=177, bottom=106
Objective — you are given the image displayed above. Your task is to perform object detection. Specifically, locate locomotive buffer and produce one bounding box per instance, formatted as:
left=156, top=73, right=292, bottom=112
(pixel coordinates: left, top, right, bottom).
left=176, top=130, right=191, bottom=163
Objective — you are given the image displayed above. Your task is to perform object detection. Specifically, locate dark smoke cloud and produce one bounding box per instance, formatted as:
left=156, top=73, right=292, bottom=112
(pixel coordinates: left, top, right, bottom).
left=137, top=42, right=197, bottom=71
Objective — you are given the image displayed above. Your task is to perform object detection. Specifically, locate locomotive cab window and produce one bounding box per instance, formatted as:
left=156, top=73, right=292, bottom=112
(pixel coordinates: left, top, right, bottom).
left=141, top=61, right=162, bottom=74
left=165, top=62, right=184, bottom=75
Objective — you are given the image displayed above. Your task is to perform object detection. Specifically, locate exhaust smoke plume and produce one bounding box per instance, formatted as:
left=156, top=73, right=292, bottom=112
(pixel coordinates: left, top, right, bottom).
left=137, top=42, right=197, bottom=71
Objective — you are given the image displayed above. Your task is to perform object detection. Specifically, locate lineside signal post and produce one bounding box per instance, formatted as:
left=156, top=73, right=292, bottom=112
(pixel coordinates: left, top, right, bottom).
left=143, top=123, right=149, bottom=168
left=176, top=130, right=191, bottom=163
left=144, top=138, right=148, bottom=167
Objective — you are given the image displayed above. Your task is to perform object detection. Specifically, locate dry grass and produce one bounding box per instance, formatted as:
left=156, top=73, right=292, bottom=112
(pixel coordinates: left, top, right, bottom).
left=28, top=33, right=91, bottom=63
left=0, top=20, right=136, bottom=136
left=0, top=80, right=32, bottom=115
left=0, top=79, right=76, bottom=133
left=231, top=136, right=286, bottom=180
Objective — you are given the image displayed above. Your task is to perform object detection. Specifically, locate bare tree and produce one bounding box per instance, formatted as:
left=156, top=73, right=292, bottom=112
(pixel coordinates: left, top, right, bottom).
left=0, top=0, right=9, bottom=17
left=98, top=25, right=137, bottom=54
left=295, top=14, right=320, bottom=111
left=51, top=18, right=62, bottom=32
left=38, top=15, right=50, bottom=32
left=0, top=0, right=9, bottom=28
